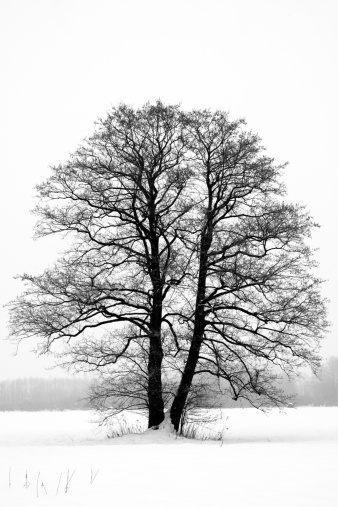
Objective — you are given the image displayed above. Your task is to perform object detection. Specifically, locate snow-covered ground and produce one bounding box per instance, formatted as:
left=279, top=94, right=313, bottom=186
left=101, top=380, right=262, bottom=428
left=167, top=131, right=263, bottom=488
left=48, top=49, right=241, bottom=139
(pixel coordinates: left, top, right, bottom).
left=1, top=407, right=337, bottom=506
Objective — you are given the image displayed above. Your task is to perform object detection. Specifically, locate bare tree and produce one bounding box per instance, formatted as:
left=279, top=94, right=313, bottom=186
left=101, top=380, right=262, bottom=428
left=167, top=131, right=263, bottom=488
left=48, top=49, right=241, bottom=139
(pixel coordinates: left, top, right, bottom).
left=8, top=103, right=328, bottom=432
left=8, top=101, right=192, bottom=428
left=169, top=109, right=328, bottom=430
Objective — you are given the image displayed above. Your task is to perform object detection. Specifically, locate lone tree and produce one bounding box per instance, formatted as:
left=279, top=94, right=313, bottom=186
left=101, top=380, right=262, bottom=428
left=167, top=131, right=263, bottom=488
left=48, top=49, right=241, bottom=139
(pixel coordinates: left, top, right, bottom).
left=8, top=101, right=328, bottom=431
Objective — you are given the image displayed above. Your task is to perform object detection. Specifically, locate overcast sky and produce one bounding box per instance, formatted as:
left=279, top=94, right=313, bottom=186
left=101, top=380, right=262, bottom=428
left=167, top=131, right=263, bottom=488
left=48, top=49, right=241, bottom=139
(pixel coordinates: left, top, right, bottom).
left=0, top=0, right=337, bottom=380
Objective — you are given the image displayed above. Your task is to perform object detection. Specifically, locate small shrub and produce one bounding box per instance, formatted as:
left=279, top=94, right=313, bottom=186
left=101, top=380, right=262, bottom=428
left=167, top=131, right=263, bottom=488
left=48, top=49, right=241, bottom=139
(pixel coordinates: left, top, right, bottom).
left=181, top=420, right=226, bottom=441
left=104, top=414, right=146, bottom=438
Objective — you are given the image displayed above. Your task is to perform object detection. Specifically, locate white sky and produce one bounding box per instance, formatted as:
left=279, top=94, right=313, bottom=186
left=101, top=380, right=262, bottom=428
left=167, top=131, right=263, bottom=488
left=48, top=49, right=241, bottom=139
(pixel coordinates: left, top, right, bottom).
left=0, top=0, right=337, bottom=379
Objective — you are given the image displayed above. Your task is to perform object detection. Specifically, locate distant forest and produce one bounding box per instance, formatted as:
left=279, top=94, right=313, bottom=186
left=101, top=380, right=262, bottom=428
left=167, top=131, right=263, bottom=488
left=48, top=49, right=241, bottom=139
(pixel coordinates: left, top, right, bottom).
left=290, top=356, right=338, bottom=407
left=0, top=357, right=337, bottom=411
left=0, top=377, right=91, bottom=411
left=225, top=356, right=338, bottom=408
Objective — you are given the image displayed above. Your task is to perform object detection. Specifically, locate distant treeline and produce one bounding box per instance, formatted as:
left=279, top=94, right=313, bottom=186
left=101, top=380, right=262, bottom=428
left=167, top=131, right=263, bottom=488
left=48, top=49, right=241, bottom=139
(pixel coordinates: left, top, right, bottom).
left=0, top=377, right=92, bottom=411
left=223, top=357, right=338, bottom=408
left=210, top=356, right=338, bottom=409
left=0, top=356, right=337, bottom=411
left=291, top=356, right=338, bottom=407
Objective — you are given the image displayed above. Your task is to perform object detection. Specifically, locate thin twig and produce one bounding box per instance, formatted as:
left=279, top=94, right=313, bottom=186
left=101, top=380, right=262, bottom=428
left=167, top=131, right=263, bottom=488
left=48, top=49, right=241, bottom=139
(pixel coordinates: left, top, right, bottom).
left=36, top=472, right=40, bottom=497
left=56, top=472, right=62, bottom=496
left=24, top=469, right=30, bottom=488
left=65, top=469, right=76, bottom=493
left=41, top=480, right=48, bottom=495
left=90, top=468, right=100, bottom=484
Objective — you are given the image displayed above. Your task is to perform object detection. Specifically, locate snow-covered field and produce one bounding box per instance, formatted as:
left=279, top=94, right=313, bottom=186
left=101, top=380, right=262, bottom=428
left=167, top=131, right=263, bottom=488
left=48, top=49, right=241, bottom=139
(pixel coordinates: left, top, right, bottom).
left=1, top=407, right=337, bottom=506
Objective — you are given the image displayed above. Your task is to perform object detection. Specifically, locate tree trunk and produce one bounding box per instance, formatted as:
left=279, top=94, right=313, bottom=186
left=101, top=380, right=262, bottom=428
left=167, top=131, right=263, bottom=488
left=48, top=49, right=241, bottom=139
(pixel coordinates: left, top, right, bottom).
left=170, top=254, right=208, bottom=431
left=146, top=179, right=166, bottom=428
left=148, top=327, right=165, bottom=428
left=147, top=278, right=165, bottom=427
left=170, top=216, right=213, bottom=432
left=170, top=328, right=204, bottom=432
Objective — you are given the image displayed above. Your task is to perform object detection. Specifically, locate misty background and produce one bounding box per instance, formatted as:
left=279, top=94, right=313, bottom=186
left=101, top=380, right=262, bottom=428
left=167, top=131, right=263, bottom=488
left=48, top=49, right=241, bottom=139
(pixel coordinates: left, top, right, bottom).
left=1, top=355, right=337, bottom=411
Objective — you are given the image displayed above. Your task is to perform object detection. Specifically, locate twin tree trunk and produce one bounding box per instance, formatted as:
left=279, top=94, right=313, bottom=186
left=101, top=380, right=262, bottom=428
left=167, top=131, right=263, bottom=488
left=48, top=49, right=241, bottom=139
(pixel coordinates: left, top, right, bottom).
left=148, top=175, right=213, bottom=431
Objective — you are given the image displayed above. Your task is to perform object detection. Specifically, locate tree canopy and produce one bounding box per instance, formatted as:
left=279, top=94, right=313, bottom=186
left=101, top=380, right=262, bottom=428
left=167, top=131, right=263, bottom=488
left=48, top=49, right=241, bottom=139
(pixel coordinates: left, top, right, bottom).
left=8, top=101, right=328, bottom=431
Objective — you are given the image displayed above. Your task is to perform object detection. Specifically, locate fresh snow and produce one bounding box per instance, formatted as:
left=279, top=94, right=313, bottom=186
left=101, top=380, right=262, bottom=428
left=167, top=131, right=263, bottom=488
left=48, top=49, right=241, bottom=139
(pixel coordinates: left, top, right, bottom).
left=0, top=407, right=337, bottom=506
